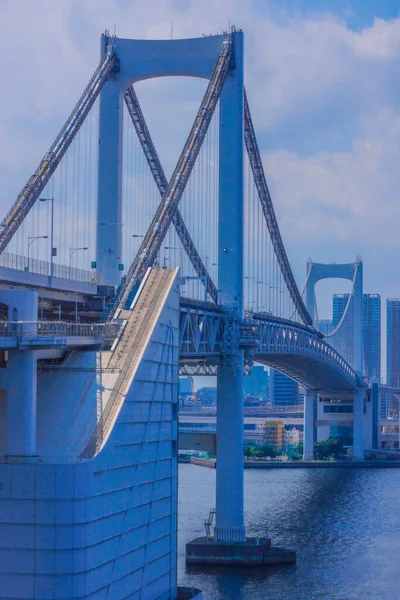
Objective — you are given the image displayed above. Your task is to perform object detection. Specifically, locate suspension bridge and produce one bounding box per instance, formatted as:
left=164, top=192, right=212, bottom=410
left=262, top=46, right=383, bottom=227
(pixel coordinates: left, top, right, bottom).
left=0, top=29, right=373, bottom=597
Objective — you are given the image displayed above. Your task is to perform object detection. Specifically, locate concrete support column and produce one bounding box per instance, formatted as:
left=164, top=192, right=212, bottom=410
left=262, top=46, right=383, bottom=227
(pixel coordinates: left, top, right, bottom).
left=353, top=388, right=364, bottom=460
left=96, top=36, right=123, bottom=287
left=303, top=389, right=317, bottom=460
left=215, top=359, right=245, bottom=541
left=4, top=350, right=37, bottom=456
left=353, top=261, right=364, bottom=461
left=215, top=31, right=245, bottom=543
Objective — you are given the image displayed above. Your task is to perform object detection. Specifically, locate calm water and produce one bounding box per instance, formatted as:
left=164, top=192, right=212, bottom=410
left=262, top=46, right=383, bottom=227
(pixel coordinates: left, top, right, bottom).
left=178, top=464, right=400, bottom=600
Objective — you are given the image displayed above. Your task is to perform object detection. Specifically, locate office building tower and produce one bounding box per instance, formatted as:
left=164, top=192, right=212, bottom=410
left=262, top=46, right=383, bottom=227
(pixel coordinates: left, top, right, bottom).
left=332, top=293, right=381, bottom=381
left=244, top=365, right=269, bottom=402
left=270, top=369, right=299, bottom=406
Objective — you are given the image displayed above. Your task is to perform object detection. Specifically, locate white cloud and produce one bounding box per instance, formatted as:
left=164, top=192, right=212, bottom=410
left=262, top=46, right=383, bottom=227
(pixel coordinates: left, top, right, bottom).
left=1, top=0, right=400, bottom=306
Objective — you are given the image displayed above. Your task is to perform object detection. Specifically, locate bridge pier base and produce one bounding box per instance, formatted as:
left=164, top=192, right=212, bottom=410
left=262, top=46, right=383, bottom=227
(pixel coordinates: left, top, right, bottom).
left=303, top=389, right=317, bottom=460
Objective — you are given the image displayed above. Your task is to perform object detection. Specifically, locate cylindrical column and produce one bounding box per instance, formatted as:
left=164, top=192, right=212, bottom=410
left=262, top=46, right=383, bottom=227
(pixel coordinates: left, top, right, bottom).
left=96, top=35, right=123, bottom=287
left=215, top=359, right=245, bottom=541
left=353, top=388, right=364, bottom=460
left=4, top=350, right=37, bottom=456
left=353, top=262, right=364, bottom=461
left=215, top=30, right=245, bottom=542
left=303, top=389, right=317, bottom=460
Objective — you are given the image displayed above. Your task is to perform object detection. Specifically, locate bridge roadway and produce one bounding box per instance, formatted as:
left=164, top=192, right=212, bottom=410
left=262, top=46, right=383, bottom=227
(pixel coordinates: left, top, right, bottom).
left=0, top=291, right=359, bottom=398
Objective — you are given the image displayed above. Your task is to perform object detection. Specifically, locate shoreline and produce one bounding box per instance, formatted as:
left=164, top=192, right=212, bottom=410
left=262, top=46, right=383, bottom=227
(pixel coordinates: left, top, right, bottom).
left=182, top=457, right=400, bottom=469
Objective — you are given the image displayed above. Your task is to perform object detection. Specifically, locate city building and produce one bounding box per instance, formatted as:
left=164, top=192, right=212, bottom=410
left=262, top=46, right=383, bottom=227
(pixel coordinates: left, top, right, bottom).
left=196, top=386, right=217, bottom=406
left=283, top=428, right=300, bottom=447
left=270, top=369, right=299, bottom=406
left=179, top=376, right=194, bottom=405
left=264, top=421, right=284, bottom=450
left=387, top=299, right=400, bottom=416
left=318, top=318, right=332, bottom=335
left=244, top=365, right=269, bottom=402
left=332, top=293, right=381, bottom=381
left=363, top=294, right=381, bottom=381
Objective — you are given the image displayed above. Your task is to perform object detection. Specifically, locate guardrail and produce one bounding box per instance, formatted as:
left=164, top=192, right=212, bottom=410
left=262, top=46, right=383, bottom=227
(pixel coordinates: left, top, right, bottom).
left=0, top=321, right=119, bottom=338
left=0, top=250, right=101, bottom=285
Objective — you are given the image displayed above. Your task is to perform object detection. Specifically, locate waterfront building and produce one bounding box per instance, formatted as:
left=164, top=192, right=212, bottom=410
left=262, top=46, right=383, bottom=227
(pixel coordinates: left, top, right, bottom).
left=264, top=421, right=284, bottom=450
left=270, top=369, right=299, bottom=406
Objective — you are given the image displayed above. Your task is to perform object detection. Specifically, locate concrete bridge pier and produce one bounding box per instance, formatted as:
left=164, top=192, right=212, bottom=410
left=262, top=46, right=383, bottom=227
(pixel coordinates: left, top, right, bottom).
left=3, top=349, right=37, bottom=456
left=215, top=359, right=246, bottom=542
left=353, top=388, right=365, bottom=461
left=0, top=289, right=39, bottom=457
left=303, top=389, right=317, bottom=460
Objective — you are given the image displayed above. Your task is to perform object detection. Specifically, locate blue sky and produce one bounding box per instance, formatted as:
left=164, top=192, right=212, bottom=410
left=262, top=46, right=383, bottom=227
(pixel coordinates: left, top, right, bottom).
left=1, top=0, right=400, bottom=372
left=261, top=0, right=400, bottom=28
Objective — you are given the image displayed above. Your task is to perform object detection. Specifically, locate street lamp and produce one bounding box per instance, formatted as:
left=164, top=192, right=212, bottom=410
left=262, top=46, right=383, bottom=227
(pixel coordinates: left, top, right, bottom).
left=69, top=247, right=88, bottom=279
left=26, top=235, right=48, bottom=272
left=39, top=197, right=55, bottom=277
left=132, top=234, right=145, bottom=238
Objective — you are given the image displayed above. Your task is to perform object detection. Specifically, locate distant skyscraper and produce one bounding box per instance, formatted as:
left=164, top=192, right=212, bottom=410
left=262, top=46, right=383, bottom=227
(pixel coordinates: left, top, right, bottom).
left=244, top=366, right=269, bottom=401
left=332, top=293, right=381, bottom=381
left=318, top=319, right=332, bottom=335
left=332, top=294, right=354, bottom=366
left=387, top=299, right=400, bottom=388
left=270, top=370, right=299, bottom=406
left=363, top=294, right=381, bottom=382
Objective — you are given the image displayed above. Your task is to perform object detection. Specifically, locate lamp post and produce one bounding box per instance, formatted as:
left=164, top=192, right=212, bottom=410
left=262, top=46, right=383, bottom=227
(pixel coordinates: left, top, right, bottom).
left=39, top=197, right=55, bottom=277
left=69, top=247, right=88, bottom=279
left=26, top=235, right=48, bottom=272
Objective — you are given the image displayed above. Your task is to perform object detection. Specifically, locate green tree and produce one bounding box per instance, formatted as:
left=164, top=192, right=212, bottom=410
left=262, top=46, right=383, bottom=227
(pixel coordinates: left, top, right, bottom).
left=314, top=436, right=347, bottom=460
left=291, top=442, right=303, bottom=461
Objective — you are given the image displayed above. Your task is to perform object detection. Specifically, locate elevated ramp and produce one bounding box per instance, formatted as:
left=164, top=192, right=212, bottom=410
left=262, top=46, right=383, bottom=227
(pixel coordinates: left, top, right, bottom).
left=34, top=267, right=179, bottom=462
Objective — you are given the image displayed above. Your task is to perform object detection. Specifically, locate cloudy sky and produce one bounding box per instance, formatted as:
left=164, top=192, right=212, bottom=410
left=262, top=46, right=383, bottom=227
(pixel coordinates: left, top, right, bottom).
left=1, top=0, right=400, bottom=331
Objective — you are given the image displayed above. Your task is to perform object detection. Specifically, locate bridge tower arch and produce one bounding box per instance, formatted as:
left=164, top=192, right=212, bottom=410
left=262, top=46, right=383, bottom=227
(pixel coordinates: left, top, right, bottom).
left=304, top=260, right=364, bottom=461
left=97, top=31, right=246, bottom=541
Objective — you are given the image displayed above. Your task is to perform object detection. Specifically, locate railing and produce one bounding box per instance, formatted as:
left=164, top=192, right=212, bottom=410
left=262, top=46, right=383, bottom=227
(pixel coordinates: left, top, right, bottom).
left=0, top=321, right=119, bottom=338
left=0, top=250, right=101, bottom=284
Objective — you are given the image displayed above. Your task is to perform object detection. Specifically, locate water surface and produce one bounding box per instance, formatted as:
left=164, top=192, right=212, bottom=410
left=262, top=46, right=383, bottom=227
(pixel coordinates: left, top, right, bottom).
left=178, top=464, right=400, bottom=599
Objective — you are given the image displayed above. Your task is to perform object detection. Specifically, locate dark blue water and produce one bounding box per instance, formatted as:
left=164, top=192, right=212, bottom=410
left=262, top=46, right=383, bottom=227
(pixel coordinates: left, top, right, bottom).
left=178, top=464, right=400, bottom=599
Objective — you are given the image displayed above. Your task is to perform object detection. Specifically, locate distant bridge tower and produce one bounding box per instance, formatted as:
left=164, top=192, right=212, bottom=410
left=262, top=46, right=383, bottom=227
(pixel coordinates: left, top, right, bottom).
left=304, top=260, right=364, bottom=461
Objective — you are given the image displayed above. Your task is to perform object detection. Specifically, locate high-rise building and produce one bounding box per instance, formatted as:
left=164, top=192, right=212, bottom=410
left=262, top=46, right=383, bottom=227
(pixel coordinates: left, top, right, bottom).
left=363, top=294, right=381, bottom=382
left=244, top=365, right=269, bottom=401
left=270, top=370, right=299, bottom=406
left=318, top=319, right=332, bottom=335
left=332, top=294, right=354, bottom=366
left=332, top=293, right=381, bottom=381
left=387, top=300, right=400, bottom=415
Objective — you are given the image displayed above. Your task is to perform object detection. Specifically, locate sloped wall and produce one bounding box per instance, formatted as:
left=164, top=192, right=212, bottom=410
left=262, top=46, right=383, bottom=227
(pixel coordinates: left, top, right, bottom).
left=0, top=272, right=179, bottom=599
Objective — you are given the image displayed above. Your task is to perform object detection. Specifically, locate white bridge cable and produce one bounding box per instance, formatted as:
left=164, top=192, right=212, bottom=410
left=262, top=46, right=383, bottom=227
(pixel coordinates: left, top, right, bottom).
left=244, top=90, right=312, bottom=326
left=0, top=40, right=116, bottom=254
left=110, top=35, right=233, bottom=316
left=124, top=86, right=218, bottom=304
